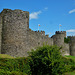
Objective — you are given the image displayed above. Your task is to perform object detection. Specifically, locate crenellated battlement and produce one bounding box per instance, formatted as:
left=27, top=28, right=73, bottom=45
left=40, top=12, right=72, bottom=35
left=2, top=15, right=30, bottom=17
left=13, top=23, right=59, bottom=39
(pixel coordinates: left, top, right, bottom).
left=28, top=29, right=45, bottom=36
left=55, top=31, right=66, bottom=37
left=1, top=9, right=29, bottom=14
left=55, top=31, right=66, bottom=34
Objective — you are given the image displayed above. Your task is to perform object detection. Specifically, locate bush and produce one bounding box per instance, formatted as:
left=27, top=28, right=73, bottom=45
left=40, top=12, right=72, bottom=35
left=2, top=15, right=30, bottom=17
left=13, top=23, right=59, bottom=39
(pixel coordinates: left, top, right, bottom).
left=0, top=57, right=31, bottom=75
left=28, top=45, right=67, bottom=75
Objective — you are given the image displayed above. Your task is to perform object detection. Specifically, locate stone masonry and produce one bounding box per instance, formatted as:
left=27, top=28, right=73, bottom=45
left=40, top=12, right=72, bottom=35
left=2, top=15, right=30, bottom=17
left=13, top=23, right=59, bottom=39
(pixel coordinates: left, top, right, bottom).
left=51, top=31, right=70, bottom=55
left=0, top=9, right=53, bottom=57
left=0, top=9, right=75, bottom=57
left=0, top=9, right=29, bottom=57
left=68, top=36, right=75, bottom=56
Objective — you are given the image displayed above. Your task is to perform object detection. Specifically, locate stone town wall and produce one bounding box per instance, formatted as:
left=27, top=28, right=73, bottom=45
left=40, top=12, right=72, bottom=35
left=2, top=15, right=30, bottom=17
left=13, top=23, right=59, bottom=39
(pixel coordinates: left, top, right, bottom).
left=27, top=30, right=53, bottom=50
left=0, top=14, right=2, bottom=54
left=62, top=43, right=70, bottom=55
left=68, top=36, right=75, bottom=56
left=0, top=9, right=53, bottom=57
left=0, top=9, right=75, bottom=57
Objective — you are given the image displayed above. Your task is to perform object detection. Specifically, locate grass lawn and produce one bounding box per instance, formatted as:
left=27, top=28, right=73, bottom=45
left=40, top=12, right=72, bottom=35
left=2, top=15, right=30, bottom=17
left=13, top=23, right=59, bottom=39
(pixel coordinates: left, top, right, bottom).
left=0, top=54, right=31, bottom=75
left=63, top=71, right=75, bottom=75
left=65, top=55, right=75, bottom=62
left=63, top=55, right=75, bottom=75
left=0, top=54, right=14, bottom=58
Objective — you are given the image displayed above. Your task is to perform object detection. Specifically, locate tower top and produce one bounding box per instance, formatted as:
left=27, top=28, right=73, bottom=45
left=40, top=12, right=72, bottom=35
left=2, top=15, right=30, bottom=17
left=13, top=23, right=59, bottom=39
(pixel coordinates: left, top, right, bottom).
left=55, top=31, right=66, bottom=34
left=1, top=9, right=29, bottom=13
left=55, top=31, right=66, bottom=37
left=0, top=9, right=29, bottom=18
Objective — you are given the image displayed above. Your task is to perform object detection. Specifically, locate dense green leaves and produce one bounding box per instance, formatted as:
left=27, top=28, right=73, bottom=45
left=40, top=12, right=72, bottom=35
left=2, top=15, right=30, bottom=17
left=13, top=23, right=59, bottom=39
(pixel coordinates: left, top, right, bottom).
left=0, top=57, right=31, bottom=75
left=28, top=45, right=67, bottom=75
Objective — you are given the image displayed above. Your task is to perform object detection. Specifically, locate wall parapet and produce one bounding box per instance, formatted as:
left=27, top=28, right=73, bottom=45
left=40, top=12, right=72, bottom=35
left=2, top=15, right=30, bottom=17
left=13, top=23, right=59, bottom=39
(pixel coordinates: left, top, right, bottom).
left=55, top=31, right=66, bottom=34
left=28, top=29, right=45, bottom=36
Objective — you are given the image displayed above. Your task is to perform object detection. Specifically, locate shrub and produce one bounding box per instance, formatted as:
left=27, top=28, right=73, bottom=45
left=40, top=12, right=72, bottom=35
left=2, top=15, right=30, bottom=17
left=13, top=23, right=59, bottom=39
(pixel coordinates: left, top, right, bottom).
left=0, top=57, right=31, bottom=75
left=28, top=45, right=67, bottom=75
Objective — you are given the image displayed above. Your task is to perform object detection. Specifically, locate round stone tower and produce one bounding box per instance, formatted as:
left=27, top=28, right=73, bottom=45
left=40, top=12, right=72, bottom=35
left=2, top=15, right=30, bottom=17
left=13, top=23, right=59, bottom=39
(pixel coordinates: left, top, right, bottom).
left=1, top=9, right=29, bottom=57
left=51, top=31, right=70, bottom=56
left=52, top=31, right=66, bottom=46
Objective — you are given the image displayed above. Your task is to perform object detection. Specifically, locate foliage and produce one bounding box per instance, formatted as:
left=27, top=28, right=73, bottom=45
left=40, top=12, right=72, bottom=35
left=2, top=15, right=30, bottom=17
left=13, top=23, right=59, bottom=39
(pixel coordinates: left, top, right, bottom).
left=64, top=55, right=75, bottom=71
left=62, top=57, right=75, bottom=72
left=0, top=57, right=31, bottom=75
left=28, top=45, right=69, bottom=75
left=0, top=46, right=75, bottom=75
left=64, top=37, right=70, bottom=43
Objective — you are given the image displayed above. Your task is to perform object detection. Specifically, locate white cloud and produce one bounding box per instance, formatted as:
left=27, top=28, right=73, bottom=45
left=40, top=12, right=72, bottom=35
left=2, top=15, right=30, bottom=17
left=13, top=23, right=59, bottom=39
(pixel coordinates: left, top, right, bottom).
left=29, top=7, right=48, bottom=20
left=66, top=29, right=75, bottom=36
left=44, top=7, right=48, bottom=10
left=29, top=11, right=42, bottom=20
left=69, top=9, right=75, bottom=14
left=66, top=29, right=75, bottom=32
